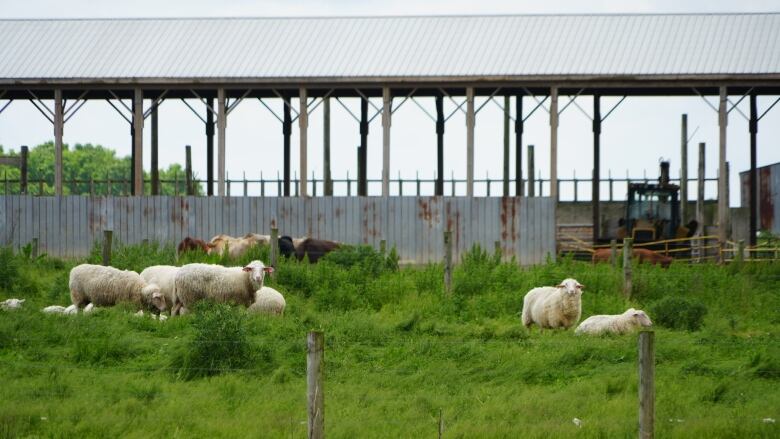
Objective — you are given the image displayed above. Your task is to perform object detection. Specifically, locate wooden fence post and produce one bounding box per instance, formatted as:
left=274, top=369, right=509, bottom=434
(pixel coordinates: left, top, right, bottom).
left=270, top=227, right=279, bottom=268
left=494, top=240, right=501, bottom=259
left=735, top=239, right=745, bottom=264
left=307, top=331, right=324, bottom=439
left=380, top=239, right=387, bottom=255
left=102, top=230, right=113, bottom=266
left=31, top=237, right=38, bottom=259
left=623, top=238, right=633, bottom=298
left=610, top=239, right=617, bottom=267
left=444, top=231, right=453, bottom=294
left=438, top=408, right=444, bottom=439
left=20, top=145, right=29, bottom=195
left=638, top=331, right=655, bottom=439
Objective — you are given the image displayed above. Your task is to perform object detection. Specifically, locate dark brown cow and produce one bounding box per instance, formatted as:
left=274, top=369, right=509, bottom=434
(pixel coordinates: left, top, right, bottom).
left=177, top=237, right=210, bottom=255
left=295, top=238, right=340, bottom=263
left=592, top=247, right=673, bottom=268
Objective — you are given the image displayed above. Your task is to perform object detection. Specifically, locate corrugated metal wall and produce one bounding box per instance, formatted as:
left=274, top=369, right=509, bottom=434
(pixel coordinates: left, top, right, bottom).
left=0, top=196, right=556, bottom=265
left=739, top=163, right=780, bottom=234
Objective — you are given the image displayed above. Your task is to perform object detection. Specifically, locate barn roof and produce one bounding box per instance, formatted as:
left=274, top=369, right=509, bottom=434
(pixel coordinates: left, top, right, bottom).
left=1, top=14, right=779, bottom=86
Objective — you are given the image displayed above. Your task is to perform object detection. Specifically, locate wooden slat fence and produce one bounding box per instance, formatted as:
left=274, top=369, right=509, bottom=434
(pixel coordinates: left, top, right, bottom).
left=0, top=196, right=556, bottom=265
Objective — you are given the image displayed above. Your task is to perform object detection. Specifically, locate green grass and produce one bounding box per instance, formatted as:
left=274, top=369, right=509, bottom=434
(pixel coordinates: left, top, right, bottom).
left=0, top=243, right=778, bottom=438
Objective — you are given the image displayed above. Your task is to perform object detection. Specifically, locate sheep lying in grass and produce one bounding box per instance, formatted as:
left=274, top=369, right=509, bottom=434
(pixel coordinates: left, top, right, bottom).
left=172, top=260, right=274, bottom=315
left=42, top=304, right=78, bottom=315
left=140, top=265, right=179, bottom=311
left=575, top=308, right=653, bottom=335
left=69, top=264, right=165, bottom=312
left=521, top=278, right=584, bottom=330
left=1, top=298, right=25, bottom=310
left=248, top=287, right=286, bottom=316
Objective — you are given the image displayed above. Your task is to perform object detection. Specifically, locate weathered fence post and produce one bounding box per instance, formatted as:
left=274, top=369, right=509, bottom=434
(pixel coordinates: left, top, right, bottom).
left=438, top=408, right=444, bottom=439
left=735, top=239, right=745, bottom=264
left=186, top=145, right=194, bottom=196
left=494, top=240, right=501, bottom=260
left=102, top=230, right=113, bottom=266
left=270, top=227, right=279, bottom=268
left=638, top=331, right=655, bottom=439
left=31, top=237, right=38, bottom=259
left=444, top=231, right=453, bottom=294
left=380, top=239, right=387, bottom=255
left=610, top=239, right=617, bottom=267
left=20, top=145, right=29, bottom=195
left=623, top=238, right=633, bottom=298
left=307, top=331, right=324, bottom=439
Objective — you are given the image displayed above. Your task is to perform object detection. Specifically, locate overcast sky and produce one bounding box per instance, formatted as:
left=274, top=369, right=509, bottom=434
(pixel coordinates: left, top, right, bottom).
left=1, top=0, right=779, bottom=208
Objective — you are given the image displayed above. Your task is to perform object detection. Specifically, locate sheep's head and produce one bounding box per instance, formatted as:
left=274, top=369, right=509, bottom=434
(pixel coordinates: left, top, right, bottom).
left=556, top=278, right=584, bottom=296
left=628, top=309, right=653, bottom=327
left=142, top=284, right=166, bottom=311
left=243, top=260, right=275, bottom=288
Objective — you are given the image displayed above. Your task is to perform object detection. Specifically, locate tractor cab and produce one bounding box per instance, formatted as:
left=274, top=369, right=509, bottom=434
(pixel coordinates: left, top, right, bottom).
left=624, top=161, right=680, bottom=243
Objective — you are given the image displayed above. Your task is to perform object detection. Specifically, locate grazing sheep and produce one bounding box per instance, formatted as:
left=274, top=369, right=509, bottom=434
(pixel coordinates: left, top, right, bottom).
left=172, top=260, right=274, bottom=315
left=248, top=286, right=286, bottom=316
left=575, top=308, right=653, bottom=335
left=69, top=264, right=165, bottom=312
left=521, top=278, right=584, bottom=330
left=1, top=298, right=25, bottom=310
left=140, top=265, right=180, bottom=310
left=207, top=234, right=266, bottom=259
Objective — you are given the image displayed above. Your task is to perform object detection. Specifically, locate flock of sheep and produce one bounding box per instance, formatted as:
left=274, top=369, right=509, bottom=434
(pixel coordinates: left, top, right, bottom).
left=2, top=231, right=652, bottom=336
left=522, top=278, right=653, bottom=335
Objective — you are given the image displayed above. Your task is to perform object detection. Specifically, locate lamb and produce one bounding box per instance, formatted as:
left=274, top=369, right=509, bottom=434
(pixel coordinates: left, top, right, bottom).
left=1, top=298, right=25, bottom=310
left=69, top=264, right=165, bottom=312
left=42, top=304, right=79, bottom=315
left=248, top=286, right=286, bottom=316
left=140, top=265, right=180, bottom=311
left=172, top=260, right=274, bottom=315
left=575, top=308, right=653, bottom=335
left=521, top=278, right=584, bottom=330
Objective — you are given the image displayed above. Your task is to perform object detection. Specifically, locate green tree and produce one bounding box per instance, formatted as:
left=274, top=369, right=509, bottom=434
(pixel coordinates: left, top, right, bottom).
left=0, top=142, right=202, bottom=195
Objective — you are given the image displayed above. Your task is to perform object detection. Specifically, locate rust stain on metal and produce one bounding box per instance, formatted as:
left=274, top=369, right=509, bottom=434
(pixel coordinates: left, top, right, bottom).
left=760, top=168, right=774, bottom=230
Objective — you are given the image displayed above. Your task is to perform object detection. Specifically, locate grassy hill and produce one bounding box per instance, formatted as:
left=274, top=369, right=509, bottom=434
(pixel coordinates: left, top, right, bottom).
left=0, top=243, right=778, bottom=438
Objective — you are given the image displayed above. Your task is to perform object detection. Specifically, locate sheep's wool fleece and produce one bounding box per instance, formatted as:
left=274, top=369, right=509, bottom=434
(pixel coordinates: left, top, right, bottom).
left=522, top=286, right=582, bottom=329
left=174, top=263, right=261, bottom=308
left=140, top=265, right=179, bottom=308
left=69, top=264, right=150, bottom=307
left=248, top=287, right=286, bottom=315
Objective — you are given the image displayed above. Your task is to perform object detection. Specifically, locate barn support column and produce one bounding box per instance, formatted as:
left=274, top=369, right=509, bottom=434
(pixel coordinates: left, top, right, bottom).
left=717, top=86, right=728, bottom=245
left=54, top=89, right=64, bottom=196
left=503, top=96, right=510, bottom=197
left=206, top=97, right=214, bottom=196
left=359, top=97, right=368, bottom=196
left=515, top=94, right=523, bottom=197
left=381, top=87, right=391, bottom=197
left=283, top=95, right=292, bottom=197
left=680, top=114, right=688, bottom=223
left=592, top=94, right=601, bottom=242
left=133, top=88, right=144, bottom=196
left=299, top=88, right=309, bottom=197
left=749, top=94, right=758, bottom=246
left=435, top=94, right=445, bottom=196
left=217, top=88, right=226, bottom=196
left=151, top=103, right=159, bottom=195
left=466, top=87, right=475, bottom=197
left=550, top=87, right=559, bottom=201
left=323, top=97, right=332, bottom=196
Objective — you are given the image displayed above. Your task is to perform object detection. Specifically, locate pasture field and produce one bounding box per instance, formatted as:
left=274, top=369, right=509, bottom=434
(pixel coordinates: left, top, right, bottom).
left=0, top=243, right=778, bottom=438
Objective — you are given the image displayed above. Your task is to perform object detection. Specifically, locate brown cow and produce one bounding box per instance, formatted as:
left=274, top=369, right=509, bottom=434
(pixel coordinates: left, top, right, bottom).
left=592, top=247, right=673, bottom=268
left=177, top=237, right=210, bottom=255
left=295, top=238, right=341, bottom=263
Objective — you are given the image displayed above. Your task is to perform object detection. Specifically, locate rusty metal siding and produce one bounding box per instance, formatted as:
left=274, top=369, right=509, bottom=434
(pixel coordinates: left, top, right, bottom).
left=0, top=196, right=556, bottom=264
left=739, top=163, right=780, bottom=234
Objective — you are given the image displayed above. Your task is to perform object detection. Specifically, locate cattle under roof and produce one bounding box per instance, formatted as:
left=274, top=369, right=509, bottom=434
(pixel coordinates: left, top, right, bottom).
left=1, top=13, right=779, bottom=90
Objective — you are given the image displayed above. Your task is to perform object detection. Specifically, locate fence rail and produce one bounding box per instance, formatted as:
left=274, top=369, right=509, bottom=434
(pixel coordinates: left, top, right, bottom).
left=1, top=171, right=720, bottom=201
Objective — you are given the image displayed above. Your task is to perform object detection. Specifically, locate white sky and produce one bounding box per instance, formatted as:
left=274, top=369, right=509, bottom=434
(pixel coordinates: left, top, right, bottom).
left=1, top=0, right=779, bottom=207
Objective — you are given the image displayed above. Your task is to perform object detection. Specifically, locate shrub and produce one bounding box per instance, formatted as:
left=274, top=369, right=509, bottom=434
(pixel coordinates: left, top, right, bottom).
left=453, top=244, right=499, bottom=297
left=170, top=302, right=254, bottom=380
left=0, top=246, right=20, bottom=292
left=650, top=296, right=708, bottom=331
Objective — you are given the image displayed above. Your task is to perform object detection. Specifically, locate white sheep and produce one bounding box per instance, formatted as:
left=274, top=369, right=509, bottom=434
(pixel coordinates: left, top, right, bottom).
left=1, top=298, right=25, bottom=310
left=172, top=260, right=274, bottom=315
left=521, top=278, right=584, bottom=330
left=248, top=286, right=286, bottom=316
left=42, top=304, right=79, bottom=315
left=575, top=308, right=653, bottom=335
left=69, top=264, right=165, bottom=312
left=140, top=265, right=179, bottom=311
